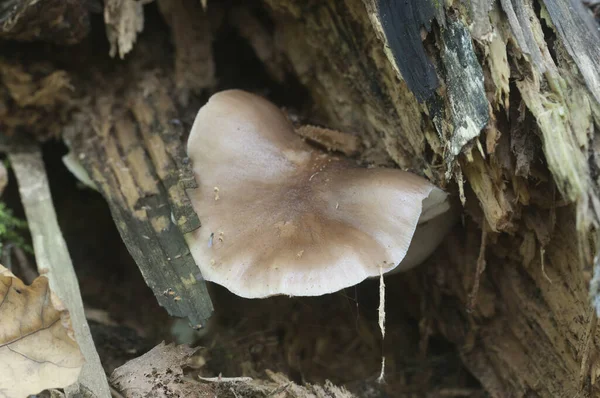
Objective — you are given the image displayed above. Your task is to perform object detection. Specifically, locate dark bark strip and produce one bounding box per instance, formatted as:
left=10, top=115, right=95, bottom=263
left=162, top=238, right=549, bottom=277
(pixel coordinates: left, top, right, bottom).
left=377, top=0, right=439, bottom=102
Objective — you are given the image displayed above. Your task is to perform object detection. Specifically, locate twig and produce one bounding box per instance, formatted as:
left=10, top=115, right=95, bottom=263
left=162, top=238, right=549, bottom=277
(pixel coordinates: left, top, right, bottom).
left=200, top=376, right=254, bottom=383
left=10, top=147, right=111, bottom=398
left=377, top=357, right=386, bottom=384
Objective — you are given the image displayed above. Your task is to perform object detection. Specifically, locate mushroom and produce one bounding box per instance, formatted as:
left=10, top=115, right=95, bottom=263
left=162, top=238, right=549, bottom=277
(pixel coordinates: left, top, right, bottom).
left=185, top=90, right=457, bottom=298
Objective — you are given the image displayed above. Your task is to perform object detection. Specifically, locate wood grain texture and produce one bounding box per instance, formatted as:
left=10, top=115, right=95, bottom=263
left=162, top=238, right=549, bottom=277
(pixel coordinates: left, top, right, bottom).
left=63, top=72, right=213, bottom=328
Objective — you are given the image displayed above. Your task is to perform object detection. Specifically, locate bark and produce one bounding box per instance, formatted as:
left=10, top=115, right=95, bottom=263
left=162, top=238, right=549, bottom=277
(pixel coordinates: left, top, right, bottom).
left=63, top=69, right=214, bottom=329
left=1, top=0, right=599, bottom=396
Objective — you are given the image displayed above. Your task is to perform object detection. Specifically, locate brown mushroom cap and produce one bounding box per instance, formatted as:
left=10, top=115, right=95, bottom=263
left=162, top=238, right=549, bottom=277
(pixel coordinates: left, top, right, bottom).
left=185, top=90, right=452, bottom=298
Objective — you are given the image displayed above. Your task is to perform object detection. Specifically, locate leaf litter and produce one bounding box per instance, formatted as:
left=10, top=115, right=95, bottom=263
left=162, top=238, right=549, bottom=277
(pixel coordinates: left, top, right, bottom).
left=0, top=264, right=84, bottom=397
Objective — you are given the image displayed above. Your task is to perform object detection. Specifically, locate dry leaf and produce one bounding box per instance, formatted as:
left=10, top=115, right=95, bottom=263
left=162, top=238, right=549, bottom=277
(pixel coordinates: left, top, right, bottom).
left=0, top=264, right=84, bottom=397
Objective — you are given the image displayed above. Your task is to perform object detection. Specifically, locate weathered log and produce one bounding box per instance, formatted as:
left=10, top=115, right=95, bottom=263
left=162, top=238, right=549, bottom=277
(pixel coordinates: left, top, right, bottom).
left=63, top=69, right=214, bottom=328
left=63, top=1, right=217, bottom=329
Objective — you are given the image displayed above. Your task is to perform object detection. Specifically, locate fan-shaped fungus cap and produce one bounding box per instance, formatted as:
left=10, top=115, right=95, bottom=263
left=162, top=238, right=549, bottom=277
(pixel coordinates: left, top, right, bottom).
left=185, top=90, right=455, bottom=298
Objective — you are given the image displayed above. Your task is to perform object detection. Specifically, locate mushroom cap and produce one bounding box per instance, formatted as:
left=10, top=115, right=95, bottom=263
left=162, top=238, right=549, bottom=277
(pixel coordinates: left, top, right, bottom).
left=186, top=90, right=446, bottom=298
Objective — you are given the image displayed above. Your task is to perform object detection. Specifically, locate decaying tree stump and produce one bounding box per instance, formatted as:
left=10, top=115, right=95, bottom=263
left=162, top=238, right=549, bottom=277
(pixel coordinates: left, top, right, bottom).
left=261, top=2, right=600, bottom=396
left=2, top=0, right=600, bottom=396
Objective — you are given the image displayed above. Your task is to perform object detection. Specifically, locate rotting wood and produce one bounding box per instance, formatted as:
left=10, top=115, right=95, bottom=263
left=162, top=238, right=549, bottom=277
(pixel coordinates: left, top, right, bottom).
left=157, top=0, right=216, bottom=105
left=0, top=0, right=91, bottom=44
left=368, top=0, right=440, bottom=103
left=440, top=19, right=489, bottom=166
left=468, top=0, right=495, bottom=40
left=63, top=70, right=213, bottom=329
left=467, top=222, right=488, bottom=312
left=8, top=144, right=111, bottom=398
left=228, top=6, right=288, bottom=84
left=257, top=0, right=600, bottom=395
left=294, top=125, right=362, bottom=156
left=265, top=0, right=436, bottom=174
left=0, top=59, right=75, bottom=141
left=104, top=0, right=150, bottom=59
left=542, top=0, right=600, bottom=104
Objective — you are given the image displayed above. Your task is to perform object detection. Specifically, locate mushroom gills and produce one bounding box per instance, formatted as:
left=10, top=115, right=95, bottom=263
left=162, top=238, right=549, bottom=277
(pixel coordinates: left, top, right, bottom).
left=386, top=188, right=458, bottom=275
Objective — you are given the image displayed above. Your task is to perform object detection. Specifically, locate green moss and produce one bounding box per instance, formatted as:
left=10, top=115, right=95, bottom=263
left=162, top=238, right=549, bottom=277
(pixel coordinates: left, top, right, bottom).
left=0, top=202, right=32, bottom=258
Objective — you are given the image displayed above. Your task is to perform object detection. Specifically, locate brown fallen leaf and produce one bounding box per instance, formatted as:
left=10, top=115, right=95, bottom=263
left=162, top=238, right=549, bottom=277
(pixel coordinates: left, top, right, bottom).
left=0, top=264, right=84, bottom=397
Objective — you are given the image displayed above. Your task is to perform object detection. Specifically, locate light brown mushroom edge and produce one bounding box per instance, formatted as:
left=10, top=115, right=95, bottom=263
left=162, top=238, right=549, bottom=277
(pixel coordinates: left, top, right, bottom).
left=185, top=90, right=457, bottom=298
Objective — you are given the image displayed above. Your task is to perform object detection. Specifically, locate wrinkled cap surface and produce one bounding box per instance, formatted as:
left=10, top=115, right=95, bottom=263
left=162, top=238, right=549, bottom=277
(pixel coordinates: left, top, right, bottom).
left=186, top=90, right=441, bottom=298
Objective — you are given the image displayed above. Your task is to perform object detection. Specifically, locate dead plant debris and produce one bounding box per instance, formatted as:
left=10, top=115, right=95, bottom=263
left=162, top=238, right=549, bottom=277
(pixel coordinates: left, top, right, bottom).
left=111, top=341, right=356, bottom=398
left=0, top=264, right=84, bottom=397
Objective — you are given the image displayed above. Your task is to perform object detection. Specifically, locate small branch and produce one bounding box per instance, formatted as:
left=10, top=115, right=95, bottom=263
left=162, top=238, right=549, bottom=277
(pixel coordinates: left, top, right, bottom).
left=200, top=376, right=254, bottom=383
left=10, top=146, right=111, bottom=398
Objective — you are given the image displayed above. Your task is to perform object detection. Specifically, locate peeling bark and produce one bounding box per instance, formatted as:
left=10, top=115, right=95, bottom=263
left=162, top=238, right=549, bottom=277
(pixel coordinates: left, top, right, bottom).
left=374, top=0, right=440, bottom=102
left=440, top=19, right=489, bottom=161
left=63, top=71, right=214, bottom=328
